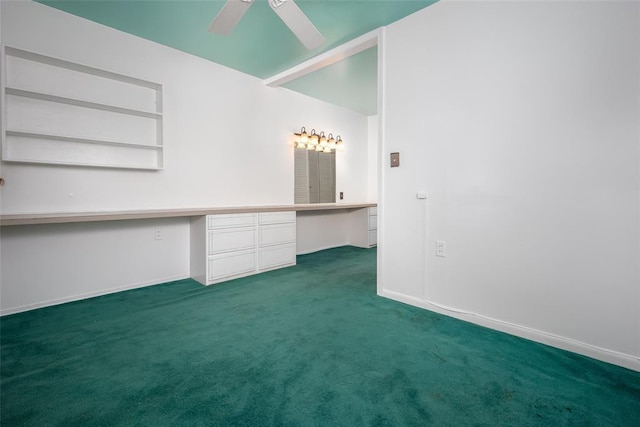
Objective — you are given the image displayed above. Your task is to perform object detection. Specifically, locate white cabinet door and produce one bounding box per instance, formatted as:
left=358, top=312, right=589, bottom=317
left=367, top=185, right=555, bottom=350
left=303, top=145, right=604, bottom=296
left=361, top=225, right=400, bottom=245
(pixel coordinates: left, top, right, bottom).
left=368, top=215, right=378, bottom=231
left=207, top=213, right=256, bottom=229
left=208, top=228, right=256, bottom=255
left=208, top=250, right=256, bottom=282
left=259, top=243, right=296, bottom=271
left=368, top=230, right=377, bottom=247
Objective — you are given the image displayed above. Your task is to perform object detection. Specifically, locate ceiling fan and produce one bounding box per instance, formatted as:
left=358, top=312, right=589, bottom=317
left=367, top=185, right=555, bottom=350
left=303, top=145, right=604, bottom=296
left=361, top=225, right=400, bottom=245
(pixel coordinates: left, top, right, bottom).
left=208, top=0, right=325, bottom=50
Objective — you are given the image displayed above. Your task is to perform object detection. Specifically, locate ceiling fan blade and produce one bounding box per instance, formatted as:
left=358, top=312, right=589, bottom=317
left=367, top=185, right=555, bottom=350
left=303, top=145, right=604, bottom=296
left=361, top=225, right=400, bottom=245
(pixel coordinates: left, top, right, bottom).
left=208, top=0, right=254, bottom=35
left=269, top=0, right=325, bottom=50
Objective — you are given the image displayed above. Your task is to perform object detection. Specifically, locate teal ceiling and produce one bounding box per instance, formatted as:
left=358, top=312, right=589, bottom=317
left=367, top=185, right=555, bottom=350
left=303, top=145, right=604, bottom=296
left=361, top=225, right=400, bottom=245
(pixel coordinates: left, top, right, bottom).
left=37, top=1, right=436, bottom=114
left=282, top=46, right=377, bottom=115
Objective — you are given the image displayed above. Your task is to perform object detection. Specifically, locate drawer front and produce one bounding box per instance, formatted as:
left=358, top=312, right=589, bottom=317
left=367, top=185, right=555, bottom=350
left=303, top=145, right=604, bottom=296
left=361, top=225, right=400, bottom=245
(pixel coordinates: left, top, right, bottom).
left=208, top=228, right=256, bottom=255
left=368, top=215, right=378, bottom=231
left=208, top=250, right=256, bottom=282
left=207, top=213, right=256, bottom=230
left=259, top=223, right=295, bottom=247
left=259, top=244, right=296, bottom=271
left=258, top=211, right=296, bottom=225
left=368, top=230, right=377, bottom=246
left=369, top=207, right=377, bottom=216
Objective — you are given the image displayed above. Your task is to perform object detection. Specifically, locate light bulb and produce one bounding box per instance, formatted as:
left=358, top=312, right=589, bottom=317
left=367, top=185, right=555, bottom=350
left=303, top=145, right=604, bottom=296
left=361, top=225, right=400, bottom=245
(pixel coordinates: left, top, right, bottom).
left=310, top=129, right=319, bottom=145
left=319, top=131, right=328, bottom=147
left=327, top=133, right=336, bottom=150
left=300, top=127, right=309, bottom=144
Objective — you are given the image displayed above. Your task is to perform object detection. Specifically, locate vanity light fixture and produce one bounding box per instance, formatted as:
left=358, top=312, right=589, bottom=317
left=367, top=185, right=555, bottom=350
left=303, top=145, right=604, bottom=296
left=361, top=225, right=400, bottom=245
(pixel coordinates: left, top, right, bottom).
left=294, top=127, right=308, bottom=148
left=299, top=127, right=309, bottom=144
left=293, top=127, right=344, bottom=152
left=327, top=133, right=336, bottom=150
left=319, top=131, right=328, bottom=147
left=309, top=129, right=320, bottom=146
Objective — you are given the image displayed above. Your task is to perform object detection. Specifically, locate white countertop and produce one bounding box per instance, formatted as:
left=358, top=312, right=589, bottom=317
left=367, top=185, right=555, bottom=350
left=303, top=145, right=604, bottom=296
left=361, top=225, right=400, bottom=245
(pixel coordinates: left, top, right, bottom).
left=0, top=203, right=377, bottom=226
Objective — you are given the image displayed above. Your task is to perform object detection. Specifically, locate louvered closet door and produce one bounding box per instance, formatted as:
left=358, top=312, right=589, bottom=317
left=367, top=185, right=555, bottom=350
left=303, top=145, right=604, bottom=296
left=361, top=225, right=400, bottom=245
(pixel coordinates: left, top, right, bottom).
left=318, top=151, right=335, bottom=203
left=294, top=148, right=310, bottom=204
left=308, top=151, right=320, bottom=203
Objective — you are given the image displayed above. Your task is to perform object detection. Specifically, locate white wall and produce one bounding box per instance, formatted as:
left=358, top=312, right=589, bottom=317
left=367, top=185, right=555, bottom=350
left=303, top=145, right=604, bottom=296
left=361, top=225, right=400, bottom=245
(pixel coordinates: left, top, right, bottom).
left=296, top=211, right=351, bottom=254
left=379, top=0, right=640, bottom=369
left=0, top=1, right=370, bottom=314
left=0, top=1, right=369, bottom=213
left=1, top=218, right=190, bottom=314
left=367, top=115, right=378, bottom=202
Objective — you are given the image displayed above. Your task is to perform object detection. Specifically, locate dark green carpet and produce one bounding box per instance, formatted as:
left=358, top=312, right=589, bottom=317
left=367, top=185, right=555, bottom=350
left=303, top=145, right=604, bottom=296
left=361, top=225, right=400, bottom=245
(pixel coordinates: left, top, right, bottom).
left=2, top=246, right=639, bottom=426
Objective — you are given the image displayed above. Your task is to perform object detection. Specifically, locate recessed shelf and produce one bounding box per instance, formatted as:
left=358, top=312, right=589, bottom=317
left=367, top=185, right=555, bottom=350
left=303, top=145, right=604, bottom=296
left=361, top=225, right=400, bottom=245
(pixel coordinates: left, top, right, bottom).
left=5, top=87, right=162, bottom=119
left=2, top=46, right=164, bottom=170
left=6, top=130, right=163, bottom=150
left=1, top=157, right=163, bottom=171
left=5, top=46, right=162, bottom=92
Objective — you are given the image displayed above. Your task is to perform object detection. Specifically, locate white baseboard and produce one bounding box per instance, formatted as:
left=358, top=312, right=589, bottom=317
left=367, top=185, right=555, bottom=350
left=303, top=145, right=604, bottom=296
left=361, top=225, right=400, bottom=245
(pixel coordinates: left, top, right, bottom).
left=379, top=288, right=640, bottom=372
left=0, top=274, right=190, bottom=316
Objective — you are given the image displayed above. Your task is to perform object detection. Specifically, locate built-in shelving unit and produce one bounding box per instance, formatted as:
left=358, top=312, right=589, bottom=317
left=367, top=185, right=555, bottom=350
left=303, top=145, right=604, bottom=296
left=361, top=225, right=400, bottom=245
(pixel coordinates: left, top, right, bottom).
left=1, top=46, right=163, bottom=170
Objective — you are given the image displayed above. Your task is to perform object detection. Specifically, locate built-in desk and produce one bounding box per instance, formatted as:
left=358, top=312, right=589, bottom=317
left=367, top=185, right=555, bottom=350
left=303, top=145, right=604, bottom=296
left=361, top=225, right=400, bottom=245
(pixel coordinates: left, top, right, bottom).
left=0, top=203, right=376, bottom=226
left=1, top=203, right=377, bottom=286
left=0, top=203, right=377, bottom=313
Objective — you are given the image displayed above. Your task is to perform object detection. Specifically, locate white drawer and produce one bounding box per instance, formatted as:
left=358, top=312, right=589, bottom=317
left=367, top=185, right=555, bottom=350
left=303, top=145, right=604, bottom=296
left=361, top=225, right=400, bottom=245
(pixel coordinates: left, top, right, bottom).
left=259, top=243, right=296, bottom=271
left=369, top=207, right=377, bottom=216
left=368, top=230, right=377, bottom=246
left=207, top=213, right=256, bottom=230
left=208, top=250, right=256, bottom=282
left=368, top=215, right=378, bottom=231
left=208, top=228, right=256, bottom=255
left=259, top=211, right=296, bottom=225
left=259, top=223, right=295, bottom=247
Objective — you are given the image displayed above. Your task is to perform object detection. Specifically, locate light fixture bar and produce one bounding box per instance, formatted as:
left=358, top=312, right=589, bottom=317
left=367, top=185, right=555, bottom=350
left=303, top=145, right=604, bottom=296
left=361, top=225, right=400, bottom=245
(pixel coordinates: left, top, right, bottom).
left=292, top=127, right=344, bottom=152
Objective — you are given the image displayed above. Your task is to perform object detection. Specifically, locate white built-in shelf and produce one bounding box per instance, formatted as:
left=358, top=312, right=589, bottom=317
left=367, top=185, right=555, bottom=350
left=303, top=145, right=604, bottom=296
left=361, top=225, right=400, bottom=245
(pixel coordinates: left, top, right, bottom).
left=6, top=130, right=163, bottom=151
left=4, top=47, right=163, bottom=93
left=1, top=46, right=164, bottom=170
left=5, top=88, right=163, bottom=119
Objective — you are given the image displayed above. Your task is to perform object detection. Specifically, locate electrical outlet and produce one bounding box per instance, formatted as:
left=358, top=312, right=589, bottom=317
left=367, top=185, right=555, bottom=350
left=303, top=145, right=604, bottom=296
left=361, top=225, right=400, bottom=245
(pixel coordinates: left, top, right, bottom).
left=154, top=229, right=162, bottom=240
left=436, top=240, right=446, bottom=257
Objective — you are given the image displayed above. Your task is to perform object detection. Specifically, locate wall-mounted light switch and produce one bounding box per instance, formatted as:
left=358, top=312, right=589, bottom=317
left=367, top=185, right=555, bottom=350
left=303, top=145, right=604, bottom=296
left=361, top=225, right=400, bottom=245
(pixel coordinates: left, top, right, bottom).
left=390, top=152, right=400, bottom=167
left=340, top=192, right=344, bottom=200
